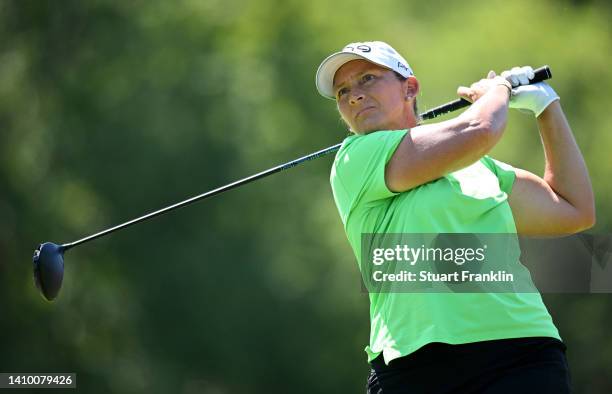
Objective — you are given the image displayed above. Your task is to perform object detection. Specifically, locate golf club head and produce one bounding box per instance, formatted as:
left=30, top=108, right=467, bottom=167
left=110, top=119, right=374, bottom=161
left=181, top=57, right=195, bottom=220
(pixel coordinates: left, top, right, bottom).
left=32, top=242, right=66, bottom=301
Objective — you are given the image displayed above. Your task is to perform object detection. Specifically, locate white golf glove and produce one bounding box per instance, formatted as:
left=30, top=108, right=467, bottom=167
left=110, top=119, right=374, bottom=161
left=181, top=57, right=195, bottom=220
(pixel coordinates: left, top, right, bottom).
left=501, top=66, right=559, bottom=117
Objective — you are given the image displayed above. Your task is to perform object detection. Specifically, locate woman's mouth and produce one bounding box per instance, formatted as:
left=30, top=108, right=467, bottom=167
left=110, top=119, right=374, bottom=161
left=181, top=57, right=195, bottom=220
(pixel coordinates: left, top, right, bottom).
left=356, top=106, right=375, bottom=119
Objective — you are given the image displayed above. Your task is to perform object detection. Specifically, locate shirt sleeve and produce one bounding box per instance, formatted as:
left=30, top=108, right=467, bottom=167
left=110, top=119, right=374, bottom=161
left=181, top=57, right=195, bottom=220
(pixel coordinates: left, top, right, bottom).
left=331, top=130, right=408, bottom=213
left=480, top=155, right=517, bottom=195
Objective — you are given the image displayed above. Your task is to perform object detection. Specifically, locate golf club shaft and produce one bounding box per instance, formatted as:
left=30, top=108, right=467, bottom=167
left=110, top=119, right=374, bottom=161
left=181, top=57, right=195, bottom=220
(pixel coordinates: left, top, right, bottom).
left=62, top=65, right=552, bottom=251
left=62, top=143, right=341, bottom=250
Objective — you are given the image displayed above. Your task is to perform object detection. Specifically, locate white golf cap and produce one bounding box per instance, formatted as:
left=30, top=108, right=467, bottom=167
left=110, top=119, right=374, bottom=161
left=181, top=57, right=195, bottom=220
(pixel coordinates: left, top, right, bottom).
left=315, top=41, right=413, bottom=100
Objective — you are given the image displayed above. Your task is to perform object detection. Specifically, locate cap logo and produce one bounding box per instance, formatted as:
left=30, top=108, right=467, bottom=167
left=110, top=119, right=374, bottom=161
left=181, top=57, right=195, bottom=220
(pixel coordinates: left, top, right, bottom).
left=397, top=62, right=409, bottom=72
left=344, top=44, right=372, bottom=53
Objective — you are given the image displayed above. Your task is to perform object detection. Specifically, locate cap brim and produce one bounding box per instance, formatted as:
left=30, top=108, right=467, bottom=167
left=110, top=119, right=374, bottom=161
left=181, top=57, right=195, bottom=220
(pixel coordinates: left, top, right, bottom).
left=315, top=52, right=366, bottom=100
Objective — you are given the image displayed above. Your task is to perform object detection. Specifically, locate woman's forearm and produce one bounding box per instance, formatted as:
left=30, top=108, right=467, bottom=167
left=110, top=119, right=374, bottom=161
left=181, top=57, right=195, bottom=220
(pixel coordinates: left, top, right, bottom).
left=536, top=101, right=596, bottom=225
left=460, top=84, right=510, bottom=143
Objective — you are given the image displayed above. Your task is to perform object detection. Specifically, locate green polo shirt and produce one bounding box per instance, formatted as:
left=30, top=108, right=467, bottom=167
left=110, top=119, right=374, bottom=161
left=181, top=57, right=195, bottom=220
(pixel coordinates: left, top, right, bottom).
left=330, top=129, right=560, bottom=365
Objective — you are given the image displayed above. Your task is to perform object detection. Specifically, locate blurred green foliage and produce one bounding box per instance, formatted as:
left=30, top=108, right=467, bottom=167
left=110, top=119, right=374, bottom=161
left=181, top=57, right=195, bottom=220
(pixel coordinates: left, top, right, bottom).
left=1, top=0, right=611, bottom=392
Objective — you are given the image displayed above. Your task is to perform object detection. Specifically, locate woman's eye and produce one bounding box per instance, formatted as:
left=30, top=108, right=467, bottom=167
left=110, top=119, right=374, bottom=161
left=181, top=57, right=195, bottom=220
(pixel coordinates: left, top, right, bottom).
left=337, top=88, right=349, bottom=98
left=362, top=74, right=375, bottom=82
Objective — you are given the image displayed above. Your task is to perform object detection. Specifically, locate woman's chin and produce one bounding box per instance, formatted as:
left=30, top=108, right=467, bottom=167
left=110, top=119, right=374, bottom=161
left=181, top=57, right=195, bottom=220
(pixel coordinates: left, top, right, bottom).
left=353, top=120, right=384, bottom=134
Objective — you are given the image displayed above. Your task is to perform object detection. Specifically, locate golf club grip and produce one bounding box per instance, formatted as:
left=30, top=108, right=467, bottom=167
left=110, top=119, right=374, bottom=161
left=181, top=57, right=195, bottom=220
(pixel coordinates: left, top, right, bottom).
left=420, top=65, right=552, bottom=120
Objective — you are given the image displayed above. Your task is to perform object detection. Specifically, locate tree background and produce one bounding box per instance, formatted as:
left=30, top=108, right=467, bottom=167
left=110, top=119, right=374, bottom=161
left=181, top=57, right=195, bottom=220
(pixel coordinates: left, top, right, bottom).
left=1, top=0, right=610, bottom=392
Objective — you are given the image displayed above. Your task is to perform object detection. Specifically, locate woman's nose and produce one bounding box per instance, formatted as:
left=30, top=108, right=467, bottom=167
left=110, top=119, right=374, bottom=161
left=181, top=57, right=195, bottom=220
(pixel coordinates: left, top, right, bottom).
left=349, top=91, right=365, bottom=105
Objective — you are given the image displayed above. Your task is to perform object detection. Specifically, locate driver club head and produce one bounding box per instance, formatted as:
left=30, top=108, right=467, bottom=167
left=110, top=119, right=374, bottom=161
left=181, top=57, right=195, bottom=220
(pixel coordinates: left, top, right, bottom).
left=32, top=242, right=66, bottom=301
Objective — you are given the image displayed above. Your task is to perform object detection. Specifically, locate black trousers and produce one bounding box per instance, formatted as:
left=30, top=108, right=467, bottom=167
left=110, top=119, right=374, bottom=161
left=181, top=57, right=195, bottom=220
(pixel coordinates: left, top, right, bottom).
left=366, top=337, right=571, bottom=394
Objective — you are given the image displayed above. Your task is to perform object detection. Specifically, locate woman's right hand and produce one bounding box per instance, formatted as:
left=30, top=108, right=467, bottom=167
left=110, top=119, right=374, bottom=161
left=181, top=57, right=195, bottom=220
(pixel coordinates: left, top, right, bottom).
left=457, top=71, right=512, bottom=103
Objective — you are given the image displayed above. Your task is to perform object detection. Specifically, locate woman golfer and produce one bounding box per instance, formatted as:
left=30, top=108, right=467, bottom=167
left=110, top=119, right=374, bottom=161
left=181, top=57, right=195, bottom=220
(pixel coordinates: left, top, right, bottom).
left=316, top=41, right=595, bottom=393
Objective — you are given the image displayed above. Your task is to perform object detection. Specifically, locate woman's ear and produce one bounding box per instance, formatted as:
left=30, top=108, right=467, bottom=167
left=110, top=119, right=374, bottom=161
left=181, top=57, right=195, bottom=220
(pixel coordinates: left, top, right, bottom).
left=404, top=76, right=420, bottom=100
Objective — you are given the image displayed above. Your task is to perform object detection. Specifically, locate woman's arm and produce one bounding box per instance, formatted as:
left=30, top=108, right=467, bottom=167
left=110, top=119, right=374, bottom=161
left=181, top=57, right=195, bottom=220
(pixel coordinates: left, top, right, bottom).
left=509, top=101, right=596, bottom=235
left=385, top=74, right=511, bottom=192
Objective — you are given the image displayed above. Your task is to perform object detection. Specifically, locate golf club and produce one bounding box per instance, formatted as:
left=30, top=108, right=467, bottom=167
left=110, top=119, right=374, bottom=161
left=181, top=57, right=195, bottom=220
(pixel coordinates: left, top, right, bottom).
left=32, top=65, right=552, bottom=301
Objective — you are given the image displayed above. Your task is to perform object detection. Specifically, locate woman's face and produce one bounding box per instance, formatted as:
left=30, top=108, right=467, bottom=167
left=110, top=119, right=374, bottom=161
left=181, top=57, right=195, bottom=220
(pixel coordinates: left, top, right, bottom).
left=333, top=59, right=414, bottom=134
